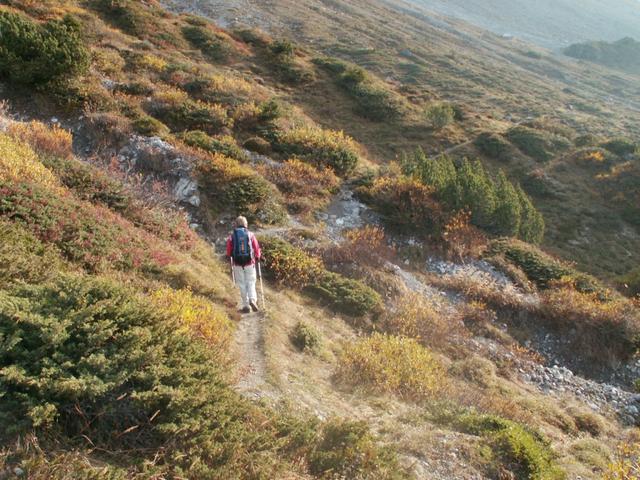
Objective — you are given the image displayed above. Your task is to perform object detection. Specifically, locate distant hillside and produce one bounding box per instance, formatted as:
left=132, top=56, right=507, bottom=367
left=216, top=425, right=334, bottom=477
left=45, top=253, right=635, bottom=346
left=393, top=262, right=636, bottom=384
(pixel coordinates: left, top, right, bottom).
left=564, top=37, right=640, bottom=73
left=405, top=0, right=640, bottom=49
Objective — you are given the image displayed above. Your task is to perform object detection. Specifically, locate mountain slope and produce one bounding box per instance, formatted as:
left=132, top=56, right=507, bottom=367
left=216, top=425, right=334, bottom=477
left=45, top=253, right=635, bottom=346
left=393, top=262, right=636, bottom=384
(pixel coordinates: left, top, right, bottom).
left=407, top=0, right=640, bottom=49
left=1, top=1, right=639, bottom=479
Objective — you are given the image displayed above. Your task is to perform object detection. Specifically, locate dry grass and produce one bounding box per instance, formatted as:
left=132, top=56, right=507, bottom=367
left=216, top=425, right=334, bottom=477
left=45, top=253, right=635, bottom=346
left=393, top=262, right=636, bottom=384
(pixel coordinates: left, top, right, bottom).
left=381, top=293, right=467, bottom=357
left=540, top=282, right=640, bottom=364
left=336, top=333, right=445, bottom=400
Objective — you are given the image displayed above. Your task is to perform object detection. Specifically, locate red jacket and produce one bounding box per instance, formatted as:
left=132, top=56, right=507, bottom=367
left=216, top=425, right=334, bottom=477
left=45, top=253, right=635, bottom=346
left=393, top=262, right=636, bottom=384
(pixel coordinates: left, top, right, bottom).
left=226, top=229, right=261, bottom=265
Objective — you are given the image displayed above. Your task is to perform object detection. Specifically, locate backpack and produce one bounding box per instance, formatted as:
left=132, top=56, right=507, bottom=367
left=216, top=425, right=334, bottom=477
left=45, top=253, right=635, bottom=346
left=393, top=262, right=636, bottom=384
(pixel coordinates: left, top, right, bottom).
left=232, top=228, right=253, bottom=266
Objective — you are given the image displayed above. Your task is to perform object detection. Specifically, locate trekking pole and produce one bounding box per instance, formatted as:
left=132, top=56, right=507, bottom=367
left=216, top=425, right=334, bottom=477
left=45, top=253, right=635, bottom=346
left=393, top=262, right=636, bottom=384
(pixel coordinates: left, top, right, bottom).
left=230, top=258, right=236, bottom=285
left=257, top=260, right=266, bottom=310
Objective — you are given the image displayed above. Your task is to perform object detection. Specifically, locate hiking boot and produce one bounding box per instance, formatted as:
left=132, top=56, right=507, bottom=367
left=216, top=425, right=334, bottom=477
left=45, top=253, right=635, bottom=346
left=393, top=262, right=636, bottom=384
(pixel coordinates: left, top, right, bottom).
left=239, top=306, right=251, bottom=314
left=249, top=301, right=259, bottom=312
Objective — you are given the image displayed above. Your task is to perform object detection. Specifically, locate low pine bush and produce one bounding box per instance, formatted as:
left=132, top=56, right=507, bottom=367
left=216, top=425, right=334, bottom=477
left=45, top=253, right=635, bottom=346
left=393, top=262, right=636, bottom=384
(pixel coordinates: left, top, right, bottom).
left=314, top=57, right=403, bottom=121
left=132, top=114, right=169, bottom=136
left=145, top=88, right=232, bottom=134
left=357, top=175, right=444, bottom=234
left=260, top=158, right=340, bottom=214
left=90, top=0, right=159, bottom=37
left=336, top=333, right=444, bottom=399
left=600, top=137, right=637, bottom=157
left=274, top=125, right=360, bottom=176
left=425, top=102, right=455, bottom=130
left=260, top=237, right=381, bottom=316
left=486, top=238, right=600, bottom=291
left=0, top=275, right=316, bottom=477
left=475, top=132, right=511, bottom=160
left=39, top=156, right=131, bottom=212
left=290, top=321, right=322, bottom=352
left=429, top=408, right=565, bottom=480
left=180, top=130, right=248, bottom=161
left=0, top=219, right=64, bottom=288
left=506, top=126, right=570, bottom=162
left=196, top=152, right=286, bottom=224
left=259, top=236, right=324, bottom=287
left=0, top=12, right=89, bottom=85
left=309, top=419, right=409, bottom=479
left=182, top=24, right=234, bottom=62
left=306, top=271, right=383, bottom=317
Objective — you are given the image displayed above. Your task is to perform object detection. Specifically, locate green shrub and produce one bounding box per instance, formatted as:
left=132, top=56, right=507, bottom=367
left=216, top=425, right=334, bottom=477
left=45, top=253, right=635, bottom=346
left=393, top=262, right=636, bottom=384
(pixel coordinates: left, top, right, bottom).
left=290, top=321, right=322, bottom=352
left=314, top=57, right=402, bottom=121
left=234, top=27, right=271, bottom=47
left=180, top=130, right=248, bottom=161
left=114, top=81, right=155, bottom=96
left=259, top=236, right=324, bottom=287
left=269, top=38, right=296, bottom=58
left=196, top=153, right=285, bottom=224
left=430, top=408, right=565, bottom=480
left=132, top=114, right=169, bottom=136
left=357, top=175, right=444, bottom=234
left=600, top=137, right=637, bottom=157
left=506, top=126, right=570, bottom=162
left=182, top=25, right=233, bottom=62
left=244, top=136, right=272, bottom=154
left=306, top=271, right=382, bottom=317
left=574, top=134, right=602, bottom=147
left=91, top=0, right=159, bottom=37
left=475, top=132, right=511, bottom=160
left=400, top=149, right=544, bottom=241
left=425, top=103, right=455, bottom=130
left=0, top=12, right=90, bottom=85
left=260, top=237, right=381, bottom=316
left=146, top=90, right=232, bottom=134
left=274, top=125, right=360, bottom=176
left=0, top=275, right=316, bottom=477
left=0, top=220, right=64, bottom=288
left=486, top=238, right=573, bottom=289
left=487, top=238, right=602, bottom=292
left=309, top=419, right=408, bottom=480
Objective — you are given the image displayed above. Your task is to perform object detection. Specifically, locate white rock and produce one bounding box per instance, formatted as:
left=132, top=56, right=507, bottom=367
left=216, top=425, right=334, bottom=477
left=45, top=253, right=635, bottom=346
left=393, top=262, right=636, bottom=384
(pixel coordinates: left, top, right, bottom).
left=173, top=178, right=200, bottom=207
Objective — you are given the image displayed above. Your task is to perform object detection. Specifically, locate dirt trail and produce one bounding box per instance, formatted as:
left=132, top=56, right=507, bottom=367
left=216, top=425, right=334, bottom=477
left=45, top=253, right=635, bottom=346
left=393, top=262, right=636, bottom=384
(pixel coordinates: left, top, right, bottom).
left=233, top=309, right=281, bottom=400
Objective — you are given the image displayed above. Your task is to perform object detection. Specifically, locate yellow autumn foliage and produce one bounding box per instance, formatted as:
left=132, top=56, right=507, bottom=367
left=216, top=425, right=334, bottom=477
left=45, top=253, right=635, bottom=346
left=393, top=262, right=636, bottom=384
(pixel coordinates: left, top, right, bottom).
left=151, top=287, right=234, bottom=353
left=0, top=133, right=60, bottom=189
left=337, top=333, right=445, bottom=400
left=604, top=441, right=640, bottom=480
left=7, top=120, right=73, bottom=159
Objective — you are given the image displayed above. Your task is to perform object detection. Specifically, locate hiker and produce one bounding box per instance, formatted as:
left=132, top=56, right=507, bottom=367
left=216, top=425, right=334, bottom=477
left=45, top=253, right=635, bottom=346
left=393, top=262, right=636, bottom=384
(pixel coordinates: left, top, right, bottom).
left=227, top=216, right=262, bottom=313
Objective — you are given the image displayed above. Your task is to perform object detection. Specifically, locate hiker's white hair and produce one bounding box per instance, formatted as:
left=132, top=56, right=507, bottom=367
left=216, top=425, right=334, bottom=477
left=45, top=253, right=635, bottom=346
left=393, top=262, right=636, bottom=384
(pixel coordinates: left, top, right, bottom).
left=235, top=216, right=248, bottom=228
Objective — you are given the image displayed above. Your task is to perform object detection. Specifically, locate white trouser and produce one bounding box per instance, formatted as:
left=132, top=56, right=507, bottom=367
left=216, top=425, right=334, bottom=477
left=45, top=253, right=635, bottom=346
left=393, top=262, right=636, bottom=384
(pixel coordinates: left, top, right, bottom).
left=234, top=264, right=257, bottom=308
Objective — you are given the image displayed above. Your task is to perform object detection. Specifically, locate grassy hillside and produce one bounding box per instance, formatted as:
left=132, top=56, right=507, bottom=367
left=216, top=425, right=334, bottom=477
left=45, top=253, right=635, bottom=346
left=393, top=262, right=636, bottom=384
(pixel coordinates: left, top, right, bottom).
left=1, top=1, right=639, bottom=478
left=163, top=0, right=640, bottom=281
